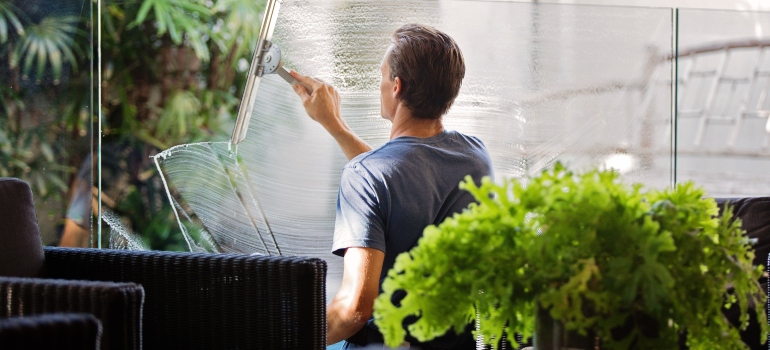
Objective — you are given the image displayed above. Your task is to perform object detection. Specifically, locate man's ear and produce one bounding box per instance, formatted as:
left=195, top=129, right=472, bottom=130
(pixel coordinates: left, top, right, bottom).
left=393, top=76, right=402, bottom=99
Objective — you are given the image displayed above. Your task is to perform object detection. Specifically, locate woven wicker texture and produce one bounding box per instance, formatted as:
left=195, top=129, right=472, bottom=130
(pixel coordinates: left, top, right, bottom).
left=43, top=247, right=327, bottom=350
left=0, top=276, right=143, bottom=350
left=0, top=313, right=102, bottom=350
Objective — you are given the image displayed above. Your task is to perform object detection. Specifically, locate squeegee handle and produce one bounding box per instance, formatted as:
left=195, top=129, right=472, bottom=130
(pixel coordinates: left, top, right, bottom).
left=277, top=66, right=313, bottom=95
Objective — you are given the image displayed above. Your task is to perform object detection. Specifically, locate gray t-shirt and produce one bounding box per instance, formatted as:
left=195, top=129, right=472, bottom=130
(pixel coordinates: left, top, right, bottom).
left=332, top=130, right=494, bottom=282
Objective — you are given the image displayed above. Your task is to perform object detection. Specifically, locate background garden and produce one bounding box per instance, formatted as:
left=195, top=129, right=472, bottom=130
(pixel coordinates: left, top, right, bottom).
left=0, top=0, right=265, bottom=250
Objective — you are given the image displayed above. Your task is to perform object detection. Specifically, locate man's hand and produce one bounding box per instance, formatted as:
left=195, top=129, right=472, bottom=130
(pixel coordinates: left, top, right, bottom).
left=290, top=70, right=345, bottom=135
left=290, top=70, right=373, bottom=160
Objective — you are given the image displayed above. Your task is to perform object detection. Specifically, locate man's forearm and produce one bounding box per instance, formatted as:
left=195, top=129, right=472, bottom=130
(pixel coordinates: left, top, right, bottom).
left=325, top=247, right=384, bottom=345
left=329, top=125, right=373, bottom=161
left=326, top=296, right=369, bottom=344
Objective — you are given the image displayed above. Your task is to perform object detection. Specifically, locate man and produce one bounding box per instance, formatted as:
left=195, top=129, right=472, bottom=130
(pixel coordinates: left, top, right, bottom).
left=291, top=23, right=493, bottom=349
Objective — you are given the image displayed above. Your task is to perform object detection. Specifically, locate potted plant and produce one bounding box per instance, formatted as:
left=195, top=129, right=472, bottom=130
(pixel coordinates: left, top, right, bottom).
left=373, top=163, right=767, bottom=349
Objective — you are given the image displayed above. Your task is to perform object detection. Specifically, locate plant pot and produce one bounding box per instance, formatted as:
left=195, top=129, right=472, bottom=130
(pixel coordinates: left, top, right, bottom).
left=533, top=307, right=597, bottom=350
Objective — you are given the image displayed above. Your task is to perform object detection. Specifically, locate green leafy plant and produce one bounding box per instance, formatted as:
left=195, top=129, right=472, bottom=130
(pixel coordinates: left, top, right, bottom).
left=130, top=0, right=211, bottom=60
left=374, top=163, right=766, bottom=349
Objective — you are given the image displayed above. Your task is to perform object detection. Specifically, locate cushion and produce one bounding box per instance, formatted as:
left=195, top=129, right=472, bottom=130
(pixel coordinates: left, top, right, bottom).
left=0, top=178, right=45, bottom=277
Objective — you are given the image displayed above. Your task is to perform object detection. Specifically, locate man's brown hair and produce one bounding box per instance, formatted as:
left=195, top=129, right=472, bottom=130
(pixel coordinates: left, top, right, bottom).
left=387, top=24, right=465, bottom=120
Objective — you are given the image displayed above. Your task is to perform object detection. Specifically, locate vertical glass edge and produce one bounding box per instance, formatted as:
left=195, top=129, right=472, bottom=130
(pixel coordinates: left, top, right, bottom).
left=673, top=7, right=679, bottom=189
left=96, top=0, right=102, bottom=249
left=90, top=0, right=96, bottom=247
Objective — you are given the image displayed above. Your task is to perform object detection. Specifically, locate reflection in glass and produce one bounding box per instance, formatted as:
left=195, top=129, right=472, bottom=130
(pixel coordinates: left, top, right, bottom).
left=677, top=9, right=770, bottom=196
left=93, top=0, right=264, bottom=250
left=0, top=0, right=93, bottom=247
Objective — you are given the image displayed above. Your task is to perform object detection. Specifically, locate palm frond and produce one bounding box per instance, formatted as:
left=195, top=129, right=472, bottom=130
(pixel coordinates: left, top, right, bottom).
left=12, top=16, right=83, bottom=80
left=215, top=0, right=264, bottom=59
left=0, top=1, right=24, bottom=43
left=157, top=90, right=202, bottom=139
left=130, top=0, right=213, bottom=61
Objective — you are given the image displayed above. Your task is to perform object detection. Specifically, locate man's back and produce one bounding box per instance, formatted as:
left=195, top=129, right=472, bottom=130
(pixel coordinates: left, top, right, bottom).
left=333, top=130, right=493, bottom=278
left=332, top=130, right=493, bottom=348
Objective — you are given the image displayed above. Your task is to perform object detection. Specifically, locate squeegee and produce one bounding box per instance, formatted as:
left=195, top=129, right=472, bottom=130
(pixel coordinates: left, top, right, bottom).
left=231, top=0, right=312, bottom=145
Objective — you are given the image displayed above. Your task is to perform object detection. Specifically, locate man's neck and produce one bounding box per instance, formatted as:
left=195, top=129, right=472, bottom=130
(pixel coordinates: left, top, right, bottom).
left=389, top=106, right=444, bottom=140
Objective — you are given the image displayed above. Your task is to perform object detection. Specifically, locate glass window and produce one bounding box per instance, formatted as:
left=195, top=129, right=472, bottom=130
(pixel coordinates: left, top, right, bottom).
left=1, top=0, right=94, bottom=247
left=155, top=0, right=674, bottom=302
left=676, top=9, right=770, bottom=196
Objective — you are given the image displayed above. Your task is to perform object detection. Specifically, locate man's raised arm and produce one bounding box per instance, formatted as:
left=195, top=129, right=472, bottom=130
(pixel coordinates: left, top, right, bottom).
left=290, top=70, right=373, bottom=160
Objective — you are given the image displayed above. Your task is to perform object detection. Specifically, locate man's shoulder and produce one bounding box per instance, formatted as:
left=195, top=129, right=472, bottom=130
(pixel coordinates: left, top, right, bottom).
left=343, top=130, right=490, bottom=173
left=346, top=140, right=407, bottom=167
left=341, top=145, right=394, bottom=178
left=449, top=130, right=486, bottom=148
left=345, top=143, right=392, bottom=168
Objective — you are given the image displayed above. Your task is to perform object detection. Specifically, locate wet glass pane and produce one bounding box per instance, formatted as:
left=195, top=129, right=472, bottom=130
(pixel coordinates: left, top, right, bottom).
left=155, top=0, right=673, bottom=301
left=0, top=0, right=94, bottom=247
left=676, top=9, right=770, bottom=196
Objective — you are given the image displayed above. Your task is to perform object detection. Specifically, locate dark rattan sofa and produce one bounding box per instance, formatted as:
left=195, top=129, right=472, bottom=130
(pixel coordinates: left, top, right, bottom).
left=43, top=247, right=327, bottom=350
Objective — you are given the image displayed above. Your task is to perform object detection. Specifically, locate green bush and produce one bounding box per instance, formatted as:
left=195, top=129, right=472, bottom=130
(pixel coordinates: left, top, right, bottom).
left=374, top=163, right=766, bottom=349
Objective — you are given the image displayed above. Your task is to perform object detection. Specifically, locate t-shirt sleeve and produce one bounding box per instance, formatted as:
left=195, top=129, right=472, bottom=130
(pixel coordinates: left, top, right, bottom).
left=331, top=164, right=386, bottom=257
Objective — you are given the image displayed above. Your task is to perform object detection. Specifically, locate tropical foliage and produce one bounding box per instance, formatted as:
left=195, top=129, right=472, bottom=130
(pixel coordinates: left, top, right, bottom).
left=374, top=163, right=766, bottom=349
left=1, top=0, right=264, bottom=249
left=0, top=1, right=84, bottom=199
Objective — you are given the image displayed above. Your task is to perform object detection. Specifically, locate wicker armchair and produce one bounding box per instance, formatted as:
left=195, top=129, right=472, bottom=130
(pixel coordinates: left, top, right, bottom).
left=0, top=277, right=143, bottom=350
left=1, top=177, right=144, bottom=350
left=0, top=313, right=102, bottom=350
left=43, top=247, right=328, bottom=350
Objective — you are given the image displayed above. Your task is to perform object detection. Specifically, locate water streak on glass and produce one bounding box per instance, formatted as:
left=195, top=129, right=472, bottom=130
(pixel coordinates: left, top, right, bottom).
left=155, top=0, right=673, bottom=301
left=105, top=208, right=148, bottom=250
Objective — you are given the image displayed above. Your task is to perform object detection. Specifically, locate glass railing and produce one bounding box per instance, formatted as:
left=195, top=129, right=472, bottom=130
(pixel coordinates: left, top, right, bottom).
left=6, top=4, right=768, bottom=350
left=154, top=0, right=675, bottom=303
left=93, top=0, right=263, bottom=249
left=1, top=0, right=95, bottom=247
left=8, top=1, right=768, bottom=260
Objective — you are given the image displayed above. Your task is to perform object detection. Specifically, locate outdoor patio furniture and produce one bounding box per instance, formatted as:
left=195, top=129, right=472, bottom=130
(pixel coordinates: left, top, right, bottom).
left=0, top=313, right=102, bottom=350
left=1, top=177, right=328, bottom=349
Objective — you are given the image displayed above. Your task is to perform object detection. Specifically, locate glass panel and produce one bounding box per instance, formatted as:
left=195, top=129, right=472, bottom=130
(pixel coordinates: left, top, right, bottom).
left=155, top=0, right=673, bottom=302
left=0, top=0, right=94, bottom=247
left=94, top=0, right=264, bottom=249
left=676, top=9, right=770, bottom=196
